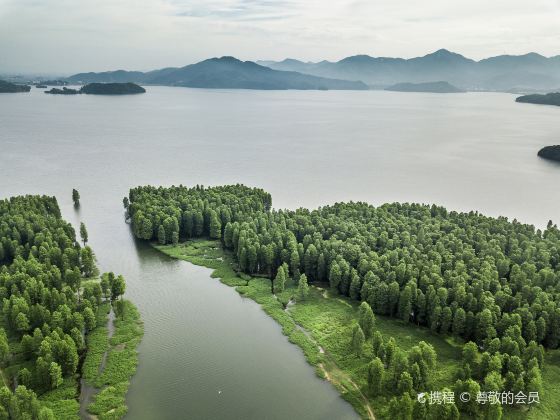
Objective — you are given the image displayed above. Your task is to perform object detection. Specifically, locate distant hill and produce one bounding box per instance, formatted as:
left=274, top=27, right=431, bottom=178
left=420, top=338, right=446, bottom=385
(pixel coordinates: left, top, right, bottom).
left=258, top=49, right=560, bottom=91
left=516, top=92, right=560, bottom=106
left=67, top=57, right=368, bottom=90
left=0, top=80, right=31, bottom=93
left=81, top=82, right=145, bottom=94
left=67, top=70, right=146, bottom=84
left=538, top=145, right=560, bottom=162
left=385, top=81, right=464, bottom=93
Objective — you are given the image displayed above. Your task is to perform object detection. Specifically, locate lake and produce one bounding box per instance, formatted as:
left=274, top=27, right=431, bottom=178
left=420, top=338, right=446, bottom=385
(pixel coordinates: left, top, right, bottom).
left=0, top=86, right=558, bottom=419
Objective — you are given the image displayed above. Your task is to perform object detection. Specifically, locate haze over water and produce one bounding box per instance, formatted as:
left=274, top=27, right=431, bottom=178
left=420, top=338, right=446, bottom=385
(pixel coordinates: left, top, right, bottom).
left=1, top=87, right=558, bottom=419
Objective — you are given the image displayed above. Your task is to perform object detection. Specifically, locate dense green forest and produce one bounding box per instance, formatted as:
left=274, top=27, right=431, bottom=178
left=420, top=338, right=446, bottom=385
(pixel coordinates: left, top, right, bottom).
left=0, top=195, right=136, bottom=419
left=128, top=184, right=558, bottom=418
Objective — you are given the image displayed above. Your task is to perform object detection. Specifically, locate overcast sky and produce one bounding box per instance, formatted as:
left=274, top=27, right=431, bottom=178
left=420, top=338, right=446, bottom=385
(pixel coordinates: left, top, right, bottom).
left=1, top=0, right=560, bottom=74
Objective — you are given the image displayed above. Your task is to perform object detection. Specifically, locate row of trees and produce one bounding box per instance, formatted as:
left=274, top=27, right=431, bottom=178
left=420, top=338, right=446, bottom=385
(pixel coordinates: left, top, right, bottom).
left=0, top=195, right=126, bottom=417
left=127, top=184, right=559, bottom=417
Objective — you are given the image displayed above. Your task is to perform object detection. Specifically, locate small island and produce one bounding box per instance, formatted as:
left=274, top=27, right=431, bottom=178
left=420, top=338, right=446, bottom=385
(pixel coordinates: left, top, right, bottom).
left=516, top=92, right=560, bottom=106
left=538, top=145, right=560, bottom=162
left=0, top=79, right=31, bottom=93
left=44, top=82, right=146, bottom=96
left=385, top=81, right=464, bottom=93
left=45, top=87, right=80, bottom=95
left=80, top=82, right=146, bottom=95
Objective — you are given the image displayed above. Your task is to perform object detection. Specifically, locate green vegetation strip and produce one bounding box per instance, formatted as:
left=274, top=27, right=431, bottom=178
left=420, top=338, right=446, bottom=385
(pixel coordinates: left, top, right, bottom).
left=85, top=301, right=143, bottom=419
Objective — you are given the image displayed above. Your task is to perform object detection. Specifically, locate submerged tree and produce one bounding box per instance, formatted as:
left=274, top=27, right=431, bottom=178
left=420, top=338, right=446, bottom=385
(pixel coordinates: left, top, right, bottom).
left=72, top=188, right=80, bottom=206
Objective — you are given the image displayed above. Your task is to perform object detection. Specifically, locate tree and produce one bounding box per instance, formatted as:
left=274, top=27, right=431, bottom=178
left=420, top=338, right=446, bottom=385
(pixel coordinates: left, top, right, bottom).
left=111, top=274, right=126, bottom=301
left=0, top=329, right=8, bottom=364
left=398, top=285, right=412, bottom=322
left=298, top=274, right=309, bottom=301
left=15, top=313, right=30, bottom=333
left=72, top=189, right=80, bottom=206
left=83, top=307, right=96, bottom=331
left=477, top=309, right=496, bottom=343
left=526, top=366, right=543, bottom=395
left=453, top=308, right=467, bottom=336
left=79, top=222, right=88, bottom=246
left=17, top=368, right=32, bottom=388
left=100, top=275, right=110, bottom=300
left=372, top=331, right=383, bottom=357
left=462, top=341, right=478, bottom=368
left=329, top=262, right=341, bottom=291
left=485, top=403, right=502, bottom=420
left=158, top=225, right=166, bottom=245
left=39, top=408, right=57, bottom=420
left=367, top=357, right=384, bottom=395
left=351, top=324, right=365, bottom=356
left=349, top=270, right=361, bottom=300
left=49, top=362, right=63, bottom=389
left=209, top=212, right=221, bottom=239
left=398, top=371, right=414, bottom=395
left=81, top=246, right=97, bottom=277
left=273, top=265, right=286, bottom=294
left=358, top=302, right=375, bottom=339
left=388, top=394, right=413, bottom=420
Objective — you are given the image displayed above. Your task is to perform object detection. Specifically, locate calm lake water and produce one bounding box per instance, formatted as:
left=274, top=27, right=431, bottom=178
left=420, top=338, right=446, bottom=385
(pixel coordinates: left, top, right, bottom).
left=1, top=86, right=559, bottom=419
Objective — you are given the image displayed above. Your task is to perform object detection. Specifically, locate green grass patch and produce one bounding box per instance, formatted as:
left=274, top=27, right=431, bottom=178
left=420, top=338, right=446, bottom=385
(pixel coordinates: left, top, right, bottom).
left=86, top=300, right=143, bottom=419
left=39, top=377, right=80, bottom=420
left=82, top=302, right=111, bottom=387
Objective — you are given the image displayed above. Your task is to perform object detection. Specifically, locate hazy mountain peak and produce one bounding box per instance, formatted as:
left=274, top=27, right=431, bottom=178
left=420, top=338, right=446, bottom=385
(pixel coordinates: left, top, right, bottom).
left=280, top=58, right=305, bottom=64
left=422, top=49, right=471, bottom=62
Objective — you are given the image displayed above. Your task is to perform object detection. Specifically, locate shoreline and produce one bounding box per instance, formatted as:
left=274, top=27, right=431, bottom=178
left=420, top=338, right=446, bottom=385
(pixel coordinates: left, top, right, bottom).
left=152, top=239, right=372, bottom=419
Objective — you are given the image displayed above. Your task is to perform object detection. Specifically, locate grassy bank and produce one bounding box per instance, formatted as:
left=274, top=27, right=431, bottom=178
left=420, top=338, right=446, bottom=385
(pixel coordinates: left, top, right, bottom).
left=155, top=239, right=560, bottom=420
left=82, top=300, right=144, bottom=419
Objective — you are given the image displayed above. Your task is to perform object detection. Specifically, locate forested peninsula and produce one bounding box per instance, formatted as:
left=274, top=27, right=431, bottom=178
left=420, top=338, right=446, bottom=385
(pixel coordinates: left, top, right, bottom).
left=126, top=184, right=559, bottom=419
left=538, top=146, right=560, bottom=162
left=516, top=92, right=560, bottom=106
left=0, top=80, right=31, bottom=93
left=0, top=195, right=142, bottom=419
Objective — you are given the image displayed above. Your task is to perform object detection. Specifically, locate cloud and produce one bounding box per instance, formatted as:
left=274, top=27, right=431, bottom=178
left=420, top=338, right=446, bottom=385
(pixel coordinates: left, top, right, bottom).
left=0, top=0, right=559, bottom=74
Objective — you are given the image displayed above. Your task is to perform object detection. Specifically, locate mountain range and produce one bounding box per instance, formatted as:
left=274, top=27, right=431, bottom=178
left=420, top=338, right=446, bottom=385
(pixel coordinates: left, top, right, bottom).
left=258, top=49, right=560, bottom=91
left=66, top=50, right=560, bottom=92
left=67, top=57, right=368, bottom=90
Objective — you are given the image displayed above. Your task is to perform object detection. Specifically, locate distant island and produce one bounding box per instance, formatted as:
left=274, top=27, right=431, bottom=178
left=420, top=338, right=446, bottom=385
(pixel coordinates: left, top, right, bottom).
left=0, top=79, right=31, bottom=93
left=81, top=82, right=145, bottom=94
left=385, top=81, right=464, bottom=93
left=45, top=87, right=80, bottom=95
left=67, top=57, right=369, bottom=90
left=538, top=145, right=560, bottom=162
left=516, top=92, right=560, bottom=106
left=45, top=83, right=145, bottom=95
